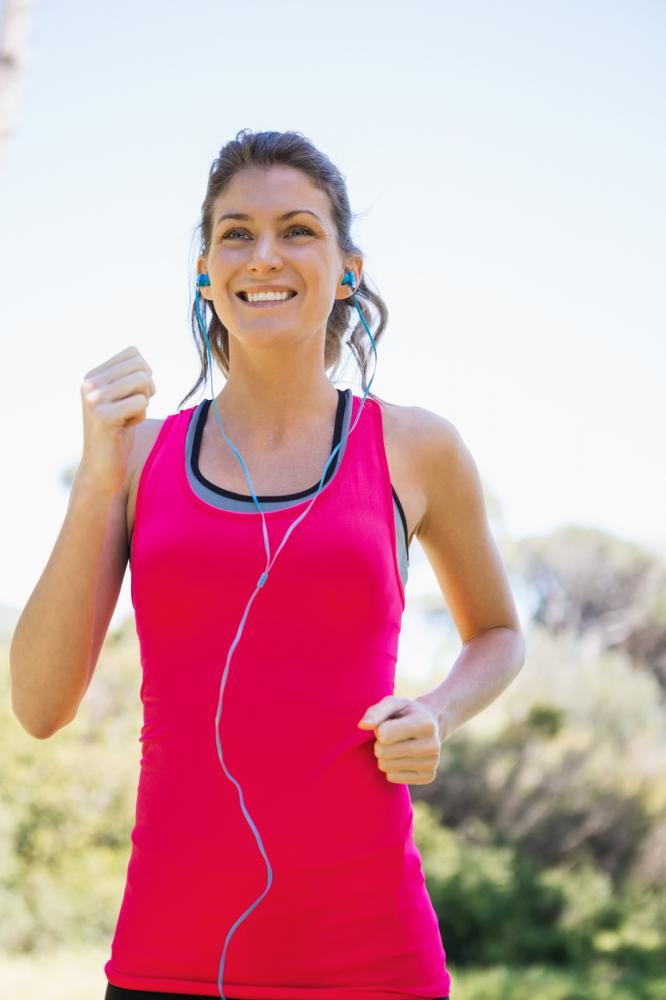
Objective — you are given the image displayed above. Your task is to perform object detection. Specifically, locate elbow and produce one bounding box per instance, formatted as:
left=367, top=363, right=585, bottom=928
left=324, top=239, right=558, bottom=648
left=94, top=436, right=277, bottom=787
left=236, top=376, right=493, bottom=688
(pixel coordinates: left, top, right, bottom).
left=12, top=700, right=73, bottom=741
left=21, top=718, right=72, bottom=740
left=493, top=625, right=526, bottom=673
left=31, top=725, right=57, bottom=741
left=14, top=713, right=57, bottom=740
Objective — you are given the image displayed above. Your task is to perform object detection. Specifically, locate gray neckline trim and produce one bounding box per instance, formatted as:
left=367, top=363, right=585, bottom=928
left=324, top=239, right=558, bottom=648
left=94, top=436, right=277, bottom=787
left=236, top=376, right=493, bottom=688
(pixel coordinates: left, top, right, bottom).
left=184, top=389, right=353, bottom=513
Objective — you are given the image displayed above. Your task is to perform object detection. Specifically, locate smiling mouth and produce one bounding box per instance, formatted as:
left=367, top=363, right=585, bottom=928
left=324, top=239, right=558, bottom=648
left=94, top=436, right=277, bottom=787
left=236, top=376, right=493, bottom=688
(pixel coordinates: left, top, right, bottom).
left=236, top=292, right=298, bottom=307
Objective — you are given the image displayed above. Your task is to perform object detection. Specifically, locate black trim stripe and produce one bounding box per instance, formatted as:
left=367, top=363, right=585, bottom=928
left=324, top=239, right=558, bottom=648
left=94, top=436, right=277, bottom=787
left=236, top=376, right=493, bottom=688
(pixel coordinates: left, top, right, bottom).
left=192, top=391, right=346, bottom=501
left=190, top=389, right=410, bottom=555
left=392, top=484, right=409, bottom=551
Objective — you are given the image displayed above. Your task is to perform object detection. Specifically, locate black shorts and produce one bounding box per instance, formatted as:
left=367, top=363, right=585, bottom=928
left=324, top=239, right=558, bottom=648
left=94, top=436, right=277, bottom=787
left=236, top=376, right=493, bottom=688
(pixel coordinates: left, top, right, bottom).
left=104, top=986, right=450, bottom=1000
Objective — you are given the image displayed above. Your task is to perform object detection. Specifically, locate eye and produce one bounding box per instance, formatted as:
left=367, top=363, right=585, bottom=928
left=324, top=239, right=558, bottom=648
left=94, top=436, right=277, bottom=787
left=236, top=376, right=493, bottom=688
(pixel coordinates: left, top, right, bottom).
left=220, top=225, right=315, bottom=241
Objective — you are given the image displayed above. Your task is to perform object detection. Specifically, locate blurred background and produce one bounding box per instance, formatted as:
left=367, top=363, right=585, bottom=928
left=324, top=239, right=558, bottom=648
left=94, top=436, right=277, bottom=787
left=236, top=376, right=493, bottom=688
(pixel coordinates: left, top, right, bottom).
left=1, top=1, right=665, bottom=997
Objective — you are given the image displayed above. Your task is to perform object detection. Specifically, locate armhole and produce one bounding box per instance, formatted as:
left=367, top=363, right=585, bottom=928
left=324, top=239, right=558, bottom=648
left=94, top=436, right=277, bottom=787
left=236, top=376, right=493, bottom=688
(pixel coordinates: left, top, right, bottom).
left=128, top=414, right=178, bottom=564
left=368, top=395, right=410, bottom=555
left=369, top=396, right=406, bottom=610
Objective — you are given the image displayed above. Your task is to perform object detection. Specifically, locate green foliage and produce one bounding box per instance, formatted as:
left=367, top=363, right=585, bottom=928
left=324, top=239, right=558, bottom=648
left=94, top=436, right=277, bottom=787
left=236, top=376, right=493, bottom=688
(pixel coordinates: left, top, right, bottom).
left=2, top=522, right=666, bottom=999
left=1, top=637, right=142, bottom=953
left=413, top=799, right=666, bottom=984
left=451, top=959, right=666, bottom=1000
left=412, top=622, right=666, bottom=888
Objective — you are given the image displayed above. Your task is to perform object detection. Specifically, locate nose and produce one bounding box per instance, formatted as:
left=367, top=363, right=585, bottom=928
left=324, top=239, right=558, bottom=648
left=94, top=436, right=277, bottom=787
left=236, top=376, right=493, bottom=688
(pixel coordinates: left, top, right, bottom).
left=248, top=232, right=284, bottom=270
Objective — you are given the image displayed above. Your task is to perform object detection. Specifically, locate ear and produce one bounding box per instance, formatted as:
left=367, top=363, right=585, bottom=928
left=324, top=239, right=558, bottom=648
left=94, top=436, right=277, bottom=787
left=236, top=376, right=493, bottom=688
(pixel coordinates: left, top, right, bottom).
left=197, top=257, right=213, bottom=301
left=337, top=255, right=363, bottom=301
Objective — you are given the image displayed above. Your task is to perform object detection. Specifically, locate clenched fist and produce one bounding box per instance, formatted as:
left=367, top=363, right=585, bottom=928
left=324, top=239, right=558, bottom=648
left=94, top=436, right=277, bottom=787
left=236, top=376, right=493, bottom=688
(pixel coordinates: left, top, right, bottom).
left=357, top=696, right=443, bottom=785
left=78, top=345, right=156, bottom=496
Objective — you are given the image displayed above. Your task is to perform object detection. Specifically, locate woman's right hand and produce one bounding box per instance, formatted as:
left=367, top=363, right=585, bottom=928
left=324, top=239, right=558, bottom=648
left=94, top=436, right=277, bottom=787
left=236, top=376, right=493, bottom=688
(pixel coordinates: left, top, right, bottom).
left=78, top=345, right=157, bottom=496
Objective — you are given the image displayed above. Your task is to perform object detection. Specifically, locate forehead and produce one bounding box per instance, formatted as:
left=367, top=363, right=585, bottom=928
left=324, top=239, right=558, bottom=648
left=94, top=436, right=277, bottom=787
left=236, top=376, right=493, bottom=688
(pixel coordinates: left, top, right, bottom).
left=213, top=164, right=331, bottom=221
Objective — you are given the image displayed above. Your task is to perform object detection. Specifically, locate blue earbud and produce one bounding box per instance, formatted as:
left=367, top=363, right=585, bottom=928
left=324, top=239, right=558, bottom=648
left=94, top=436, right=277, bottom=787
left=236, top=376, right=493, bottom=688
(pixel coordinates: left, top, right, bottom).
left=194, top=262, right=372, bottom=998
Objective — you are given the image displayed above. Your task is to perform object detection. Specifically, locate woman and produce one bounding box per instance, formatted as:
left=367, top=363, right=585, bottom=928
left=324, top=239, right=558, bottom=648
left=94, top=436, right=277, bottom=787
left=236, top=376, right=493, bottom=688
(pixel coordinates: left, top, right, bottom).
left=11, top=128, right=524, bottom=998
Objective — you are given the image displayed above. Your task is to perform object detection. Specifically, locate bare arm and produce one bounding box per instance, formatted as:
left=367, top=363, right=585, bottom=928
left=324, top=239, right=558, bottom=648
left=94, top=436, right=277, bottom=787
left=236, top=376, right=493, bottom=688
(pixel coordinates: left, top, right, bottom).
left=9, top=345, right=155, bottom=739
left=414, top=410, right=525, bottom=739
left=9, top=468, right=131, bottom=739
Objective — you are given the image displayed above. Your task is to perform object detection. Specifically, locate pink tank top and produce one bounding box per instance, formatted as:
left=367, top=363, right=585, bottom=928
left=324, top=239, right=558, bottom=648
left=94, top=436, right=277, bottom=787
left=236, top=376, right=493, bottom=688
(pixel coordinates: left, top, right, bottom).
left=104, top=392, right=452, bottom=999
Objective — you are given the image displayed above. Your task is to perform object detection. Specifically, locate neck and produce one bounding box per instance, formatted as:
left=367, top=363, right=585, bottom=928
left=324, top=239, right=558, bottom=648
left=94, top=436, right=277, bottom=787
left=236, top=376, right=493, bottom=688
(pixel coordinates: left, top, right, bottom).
left=213, top=375, right=340, bottom=450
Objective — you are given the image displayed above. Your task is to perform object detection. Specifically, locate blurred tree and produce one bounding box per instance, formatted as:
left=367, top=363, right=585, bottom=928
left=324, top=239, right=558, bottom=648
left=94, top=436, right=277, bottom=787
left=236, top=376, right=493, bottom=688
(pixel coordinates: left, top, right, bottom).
left=3, top=523, right=666, bottom=976
left=413, top=623, right=666, bottom=887
left=0, top=0, right=37, bottom=161
left=505, top=526, right=666, bottom=693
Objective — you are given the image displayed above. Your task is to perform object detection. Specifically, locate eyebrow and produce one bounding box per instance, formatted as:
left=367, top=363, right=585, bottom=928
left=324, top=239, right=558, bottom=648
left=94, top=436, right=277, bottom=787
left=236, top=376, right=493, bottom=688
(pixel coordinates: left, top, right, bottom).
left=215, top=209, right=323, bottom=227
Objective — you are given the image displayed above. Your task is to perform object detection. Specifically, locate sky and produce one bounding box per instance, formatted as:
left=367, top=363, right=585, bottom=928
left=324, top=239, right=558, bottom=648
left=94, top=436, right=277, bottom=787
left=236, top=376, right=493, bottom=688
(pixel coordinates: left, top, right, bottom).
left=1, top=0, right=664, bottom=640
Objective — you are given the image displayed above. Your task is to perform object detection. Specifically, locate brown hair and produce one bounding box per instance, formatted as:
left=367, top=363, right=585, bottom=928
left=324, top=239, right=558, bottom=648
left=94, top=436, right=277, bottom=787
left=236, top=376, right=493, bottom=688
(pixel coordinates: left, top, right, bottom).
left=177, top=128, right=389, bottom=410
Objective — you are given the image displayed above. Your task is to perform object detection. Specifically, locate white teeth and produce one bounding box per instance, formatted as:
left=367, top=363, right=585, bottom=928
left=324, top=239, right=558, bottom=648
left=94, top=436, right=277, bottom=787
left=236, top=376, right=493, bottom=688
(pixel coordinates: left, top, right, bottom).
left=245, top=290, right=295, bottom=302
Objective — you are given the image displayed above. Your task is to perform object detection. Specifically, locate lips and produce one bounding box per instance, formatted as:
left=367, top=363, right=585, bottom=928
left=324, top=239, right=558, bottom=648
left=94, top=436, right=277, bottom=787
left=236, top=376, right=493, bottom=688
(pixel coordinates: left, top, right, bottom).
left=236, top=290, right=297, bottom=301
left=236, top=291, right=299, bottom=309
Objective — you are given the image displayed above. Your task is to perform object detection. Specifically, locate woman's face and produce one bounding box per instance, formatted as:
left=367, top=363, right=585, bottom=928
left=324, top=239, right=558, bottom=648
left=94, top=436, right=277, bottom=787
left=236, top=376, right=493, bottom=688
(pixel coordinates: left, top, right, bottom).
left=198, top=164, right=359, bottom=343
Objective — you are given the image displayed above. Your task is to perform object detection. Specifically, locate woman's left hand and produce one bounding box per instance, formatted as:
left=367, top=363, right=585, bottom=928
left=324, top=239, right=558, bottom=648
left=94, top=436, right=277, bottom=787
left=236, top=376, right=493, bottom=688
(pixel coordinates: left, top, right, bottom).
left=357, top=696, right=443, bottom=785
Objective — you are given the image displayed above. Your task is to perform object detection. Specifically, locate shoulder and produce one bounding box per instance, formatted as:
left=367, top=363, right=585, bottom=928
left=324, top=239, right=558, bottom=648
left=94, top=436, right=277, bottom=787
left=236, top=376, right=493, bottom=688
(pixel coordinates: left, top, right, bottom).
left=126, top=415, right=170, bottom=495
left=368, top=394, right=463, bottom=534
left=412, top=405, right=462, bottom=467
left=368, top=392, right=430, bottom=434
left=369, top=392, right=460, bottom=466
left=410, top=404, right=486, bottom=541
left=403, top=407, right=465, bottom=539
left=137, top=414, right=170, bottom=456
left=373, top=396, right=472, bottom=535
